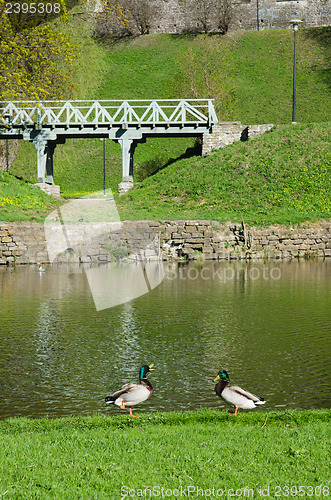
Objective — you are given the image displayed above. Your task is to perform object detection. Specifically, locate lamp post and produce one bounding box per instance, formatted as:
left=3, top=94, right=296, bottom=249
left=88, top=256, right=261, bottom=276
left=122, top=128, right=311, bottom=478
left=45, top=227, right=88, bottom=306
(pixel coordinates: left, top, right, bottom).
left=289, top=19, right=303, bottom=124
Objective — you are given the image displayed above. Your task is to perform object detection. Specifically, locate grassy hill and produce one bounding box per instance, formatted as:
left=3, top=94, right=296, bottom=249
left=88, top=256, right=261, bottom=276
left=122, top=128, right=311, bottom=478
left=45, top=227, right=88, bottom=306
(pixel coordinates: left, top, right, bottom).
left=0, top=169, right=60, bottom=222
left=117, top=122, right=331, bottom=226
left=2, top=26, right=331, bottom=224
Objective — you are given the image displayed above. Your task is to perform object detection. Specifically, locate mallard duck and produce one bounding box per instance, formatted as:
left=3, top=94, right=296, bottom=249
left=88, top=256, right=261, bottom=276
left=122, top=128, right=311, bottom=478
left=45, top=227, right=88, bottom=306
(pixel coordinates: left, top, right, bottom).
left=105, top=364, right=154, bottom=417
left=214, top=369, right=265, bottom=415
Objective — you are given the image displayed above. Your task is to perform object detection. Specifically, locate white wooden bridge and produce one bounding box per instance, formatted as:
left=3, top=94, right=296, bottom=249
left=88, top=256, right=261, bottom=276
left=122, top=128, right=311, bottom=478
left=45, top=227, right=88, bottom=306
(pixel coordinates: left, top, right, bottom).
left=0, top=99, right=218, bottom=193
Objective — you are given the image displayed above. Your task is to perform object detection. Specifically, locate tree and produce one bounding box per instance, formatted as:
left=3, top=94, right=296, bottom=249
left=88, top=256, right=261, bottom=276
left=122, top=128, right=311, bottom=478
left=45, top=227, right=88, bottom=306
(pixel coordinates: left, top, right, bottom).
left=217, top=0, right=232, bottom=35
left=93, top=0, right=133, bottom=37
left=193, top=0, right=232, bottom=34
left=194, top=0, right=214, bottom=33
left=120, top=0, right=157, bottom=35
left=0, top=0, right=78, bottom=101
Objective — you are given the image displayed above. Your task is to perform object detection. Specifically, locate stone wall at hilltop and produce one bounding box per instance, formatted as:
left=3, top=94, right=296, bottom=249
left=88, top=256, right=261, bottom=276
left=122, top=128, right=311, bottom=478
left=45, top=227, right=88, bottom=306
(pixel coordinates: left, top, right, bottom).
left=1, top=220, right=330, bottom=265
left=107, top=0, right=330, bottom=34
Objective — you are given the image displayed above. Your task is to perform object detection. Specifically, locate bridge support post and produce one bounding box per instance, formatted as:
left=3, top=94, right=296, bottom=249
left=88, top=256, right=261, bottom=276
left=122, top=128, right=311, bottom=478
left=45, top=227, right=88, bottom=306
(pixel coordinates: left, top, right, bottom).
left=32, top=137, right=57, bottom=184
left=31, top=134, right=60, bottom=197
left=33, top=136, right=48, bottom=183
left=118, top=138, right=136, bottom=196
left=45, top=141, right=57, bottom=184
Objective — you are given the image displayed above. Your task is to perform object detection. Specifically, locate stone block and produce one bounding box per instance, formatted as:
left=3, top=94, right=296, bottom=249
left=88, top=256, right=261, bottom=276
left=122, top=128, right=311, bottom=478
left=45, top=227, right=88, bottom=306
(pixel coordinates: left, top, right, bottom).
left=202, top=246, right=214, bottom=253
left=297, top=245, right=308, bottom=251
left=186, top=243, right=204, bottom=249
left=182, top=247, right=194, bottom=254
left=13, top=250, right=23, bottom=256
left=1, top=236, right=12, bottom=243
left=202, top=252, right=215, bottom=260
left=291, top=239, right=303, bottom=245
left=186, top=238, right=204, bottom=244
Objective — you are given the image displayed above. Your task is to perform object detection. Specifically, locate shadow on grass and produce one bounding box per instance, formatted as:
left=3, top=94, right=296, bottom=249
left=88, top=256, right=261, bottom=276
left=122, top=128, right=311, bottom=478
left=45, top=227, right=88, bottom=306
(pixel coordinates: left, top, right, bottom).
left=135, top=139, right=202, bottom=181
left=302, top=26, right=331, bottom=89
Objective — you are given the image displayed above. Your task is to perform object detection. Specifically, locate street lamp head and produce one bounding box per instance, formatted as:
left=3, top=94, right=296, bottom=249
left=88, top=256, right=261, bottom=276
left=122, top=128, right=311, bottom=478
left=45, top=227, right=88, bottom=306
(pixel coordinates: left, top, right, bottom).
left=289, top=19, right=303, bottom=31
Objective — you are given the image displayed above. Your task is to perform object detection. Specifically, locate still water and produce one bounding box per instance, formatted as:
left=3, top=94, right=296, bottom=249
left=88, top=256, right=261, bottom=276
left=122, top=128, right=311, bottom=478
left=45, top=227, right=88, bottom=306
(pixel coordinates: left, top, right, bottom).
left=0, top=260, right=330, bottom=419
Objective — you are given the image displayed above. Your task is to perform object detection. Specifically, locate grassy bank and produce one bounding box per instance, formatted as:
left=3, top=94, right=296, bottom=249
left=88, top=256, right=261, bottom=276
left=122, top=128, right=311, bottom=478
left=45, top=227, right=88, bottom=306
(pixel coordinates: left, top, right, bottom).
left=2, top=122, right=330, bottom=225
left=0, top=170, right=60, bottom=222
left=116, top=122, right=331, bottom=226
left=0, top=410, right=329, bottom=499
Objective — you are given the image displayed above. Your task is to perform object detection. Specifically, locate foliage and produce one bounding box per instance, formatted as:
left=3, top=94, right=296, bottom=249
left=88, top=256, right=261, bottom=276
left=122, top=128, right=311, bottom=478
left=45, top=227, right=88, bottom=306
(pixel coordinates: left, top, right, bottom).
left=94, top=0, right=133, bottom=37
left=55, top=3, right=108, bottom=99
left=0, top=0, right=80, bottom=101
left=120, top=0, right=158, bottom=35
left=0, top=410, right=329, bottom=498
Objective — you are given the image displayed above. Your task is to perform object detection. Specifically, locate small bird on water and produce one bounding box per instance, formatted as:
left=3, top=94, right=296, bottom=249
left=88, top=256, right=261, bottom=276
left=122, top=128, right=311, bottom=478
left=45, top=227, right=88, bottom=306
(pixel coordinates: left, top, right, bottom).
left=214, top=369, right=266, bottom=415
left=105, top=364, right=154, bottom=417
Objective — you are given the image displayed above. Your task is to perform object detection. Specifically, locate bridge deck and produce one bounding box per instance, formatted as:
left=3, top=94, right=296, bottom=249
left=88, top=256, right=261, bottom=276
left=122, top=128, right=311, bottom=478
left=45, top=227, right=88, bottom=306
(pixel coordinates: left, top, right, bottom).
left=0, top=99, right=217, bottom=132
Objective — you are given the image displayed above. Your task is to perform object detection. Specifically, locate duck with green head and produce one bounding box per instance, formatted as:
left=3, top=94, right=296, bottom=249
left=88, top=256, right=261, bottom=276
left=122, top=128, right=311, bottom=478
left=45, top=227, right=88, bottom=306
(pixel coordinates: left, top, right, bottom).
left=105, top=364, right=154, bottom=417
left=214, top=369, right=266, bottom=415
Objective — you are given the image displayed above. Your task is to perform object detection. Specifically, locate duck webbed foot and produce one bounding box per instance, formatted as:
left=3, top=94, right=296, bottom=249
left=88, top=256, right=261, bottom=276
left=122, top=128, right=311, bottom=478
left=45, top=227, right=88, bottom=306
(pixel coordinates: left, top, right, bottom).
left=230, top=407, right=238, bottom=416
left=129, top=408, right=137, bottom=417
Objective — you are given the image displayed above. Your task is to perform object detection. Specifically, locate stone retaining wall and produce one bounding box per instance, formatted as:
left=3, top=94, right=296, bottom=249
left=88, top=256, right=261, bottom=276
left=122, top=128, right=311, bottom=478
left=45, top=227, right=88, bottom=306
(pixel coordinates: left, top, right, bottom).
left=160, top=220, right=331, bottom=260
left=1, top=220, right=330, bottom=265
left=202, top=123, right=274, bottom=156
left=0, top=223, right=48, bottom=265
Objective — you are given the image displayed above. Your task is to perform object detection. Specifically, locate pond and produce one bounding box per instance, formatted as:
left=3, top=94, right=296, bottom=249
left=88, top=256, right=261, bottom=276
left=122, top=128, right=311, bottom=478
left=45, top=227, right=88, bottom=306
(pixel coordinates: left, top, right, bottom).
left=0, top=260, right=330, bottom=419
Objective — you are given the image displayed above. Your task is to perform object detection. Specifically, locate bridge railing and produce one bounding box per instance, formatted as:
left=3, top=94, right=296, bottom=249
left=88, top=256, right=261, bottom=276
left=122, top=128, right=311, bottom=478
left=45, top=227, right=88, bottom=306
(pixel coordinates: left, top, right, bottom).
left=0, top=99, right=218, bottom=128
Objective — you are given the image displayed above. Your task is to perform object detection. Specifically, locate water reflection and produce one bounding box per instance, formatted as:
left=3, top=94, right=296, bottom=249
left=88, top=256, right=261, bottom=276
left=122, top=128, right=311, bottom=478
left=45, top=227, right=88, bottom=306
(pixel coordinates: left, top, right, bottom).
left=0, top=260, right=330, bottom=419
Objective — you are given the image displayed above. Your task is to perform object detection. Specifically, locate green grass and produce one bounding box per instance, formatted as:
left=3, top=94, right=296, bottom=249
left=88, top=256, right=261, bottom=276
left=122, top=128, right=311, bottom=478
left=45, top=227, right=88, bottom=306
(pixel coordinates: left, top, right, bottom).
left=0, top=170, right=60, bottom=222
left=97, top=34, right=196, bottom=101
left=0, top=410, right=329, bottom=499
left=232, top=28, right=331, bottom=124
left=116, top=122, right=331, bottom=226
left=4, top=27, right=331, bottom=222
